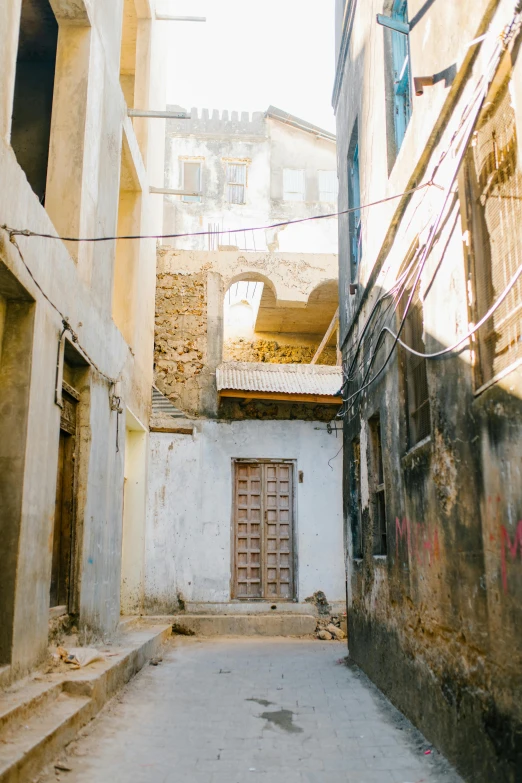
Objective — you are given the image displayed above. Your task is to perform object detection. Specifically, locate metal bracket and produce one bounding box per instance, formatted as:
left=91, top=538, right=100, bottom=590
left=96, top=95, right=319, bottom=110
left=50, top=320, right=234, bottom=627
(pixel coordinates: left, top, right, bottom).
left=376, top=13, right=410, bottom=35
left=150, top=187, right=202, bottom=197
left=128, top=109, right=191, bottom=120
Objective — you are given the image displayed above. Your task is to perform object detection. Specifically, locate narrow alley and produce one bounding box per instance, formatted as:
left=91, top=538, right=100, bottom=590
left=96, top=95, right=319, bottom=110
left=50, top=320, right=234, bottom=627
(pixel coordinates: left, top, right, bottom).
left=40, top=638, right=461, bottom=783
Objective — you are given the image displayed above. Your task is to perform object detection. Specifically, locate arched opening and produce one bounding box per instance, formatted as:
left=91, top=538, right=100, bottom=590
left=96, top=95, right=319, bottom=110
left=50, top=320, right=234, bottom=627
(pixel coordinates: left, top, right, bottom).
left=222, top=276, right=339, bottom=365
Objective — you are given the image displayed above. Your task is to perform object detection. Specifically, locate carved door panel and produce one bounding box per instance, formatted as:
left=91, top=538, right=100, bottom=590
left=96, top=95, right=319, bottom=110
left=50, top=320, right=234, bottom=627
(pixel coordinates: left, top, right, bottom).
left=233, top=462, right=294, bottom=601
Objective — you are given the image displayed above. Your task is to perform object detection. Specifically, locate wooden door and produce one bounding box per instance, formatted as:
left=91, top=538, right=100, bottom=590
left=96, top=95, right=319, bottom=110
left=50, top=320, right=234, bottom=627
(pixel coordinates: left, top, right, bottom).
left=233, top=462, right=294, bottom=600
left=50, top=389, right=78, bottom=609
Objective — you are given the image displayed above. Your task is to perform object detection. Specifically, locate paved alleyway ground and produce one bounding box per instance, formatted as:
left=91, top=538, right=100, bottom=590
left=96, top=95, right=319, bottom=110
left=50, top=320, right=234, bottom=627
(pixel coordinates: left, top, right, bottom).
left=41, top=638, right=462, bottom=783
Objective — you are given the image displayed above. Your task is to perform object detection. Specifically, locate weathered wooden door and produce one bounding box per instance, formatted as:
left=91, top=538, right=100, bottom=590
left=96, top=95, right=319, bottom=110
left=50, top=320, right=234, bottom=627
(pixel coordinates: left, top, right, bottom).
left=233, top=461, right=294, bottom=600
left=50, top=387, right=78, bottom=609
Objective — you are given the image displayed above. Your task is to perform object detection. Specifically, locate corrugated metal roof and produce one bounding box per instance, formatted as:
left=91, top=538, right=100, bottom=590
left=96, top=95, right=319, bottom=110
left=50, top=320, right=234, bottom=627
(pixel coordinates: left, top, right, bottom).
left=216, top=363, right=342, bottom=397
left=152, top=387, right=185, bottom=418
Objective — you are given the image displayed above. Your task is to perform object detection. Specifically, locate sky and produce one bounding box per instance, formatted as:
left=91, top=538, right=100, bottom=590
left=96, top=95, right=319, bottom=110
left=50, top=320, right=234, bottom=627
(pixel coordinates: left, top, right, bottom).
left=158, top=0, right=337, bottom=133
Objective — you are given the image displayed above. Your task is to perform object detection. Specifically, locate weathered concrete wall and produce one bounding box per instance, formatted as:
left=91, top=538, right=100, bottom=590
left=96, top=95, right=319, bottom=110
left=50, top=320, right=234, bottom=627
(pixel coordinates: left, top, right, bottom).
left=0, top=0, right=166, bottom=679
left=335, top=0, right=522, bottom=780
left=162, top=108, right=338, bottom=254
left=144, top=420, right=345, bottom=612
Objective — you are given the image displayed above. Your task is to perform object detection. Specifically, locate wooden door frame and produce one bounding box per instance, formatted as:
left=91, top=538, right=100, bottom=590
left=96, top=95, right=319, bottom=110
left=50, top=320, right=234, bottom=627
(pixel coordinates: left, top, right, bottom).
left=230, top=458, right=298, bottom=602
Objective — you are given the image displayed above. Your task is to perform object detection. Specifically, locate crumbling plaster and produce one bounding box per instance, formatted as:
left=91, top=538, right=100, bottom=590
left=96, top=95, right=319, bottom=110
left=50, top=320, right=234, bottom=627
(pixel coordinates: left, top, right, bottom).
left=144, top=421, right=345, bottom=613
left=0, top=0, right=165, bottom=678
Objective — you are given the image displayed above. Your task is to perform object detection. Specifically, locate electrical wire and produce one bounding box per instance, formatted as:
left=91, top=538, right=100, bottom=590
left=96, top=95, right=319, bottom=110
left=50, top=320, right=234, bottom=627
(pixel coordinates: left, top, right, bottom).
left=337, top=8, right=521, bottom=419
left=0, top=182, right=435, bottom=244
left=4, top=231, right=119, bottom=385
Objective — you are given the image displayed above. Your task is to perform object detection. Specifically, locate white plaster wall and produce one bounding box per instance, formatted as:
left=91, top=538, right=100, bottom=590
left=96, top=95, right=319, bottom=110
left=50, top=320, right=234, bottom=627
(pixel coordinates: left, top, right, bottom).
left=145, top=420, right=344, bottom=610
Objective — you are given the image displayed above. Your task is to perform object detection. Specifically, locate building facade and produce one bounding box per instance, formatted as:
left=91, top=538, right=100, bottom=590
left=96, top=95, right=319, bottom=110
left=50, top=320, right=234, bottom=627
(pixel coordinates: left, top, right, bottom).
left=335, top=0, right=522, bottom=779
left=0, top=0, right=167, bottom=681
left=161, top=106, right=339, bottom=254
left=143, top=110, right=346, bottom=617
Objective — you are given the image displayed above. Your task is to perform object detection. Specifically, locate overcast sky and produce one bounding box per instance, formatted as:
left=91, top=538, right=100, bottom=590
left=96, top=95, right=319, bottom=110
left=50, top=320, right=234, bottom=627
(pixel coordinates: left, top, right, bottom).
left=158, top=0, right=336, bottom=133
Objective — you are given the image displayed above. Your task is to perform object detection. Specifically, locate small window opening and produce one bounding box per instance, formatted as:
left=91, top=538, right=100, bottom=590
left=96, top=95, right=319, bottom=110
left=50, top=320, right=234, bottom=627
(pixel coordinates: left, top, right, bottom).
left=350, top=437, right=363, bottom=558
left=227, top=163, right=247, bottom=204
left=463, top=80, right=522, bottom=388
left=283, top=168, right=306, bottom=201
left=400, top=285, right=431, bottom=448
left=318, top=170, right=339, bottom=203
left=11, top=0, right=59, bottom=204
left=369, top=416, right=387, bottom=556
left=348, top=123, right=362, bottom=281
left=182, top=161, right=202, bottom=203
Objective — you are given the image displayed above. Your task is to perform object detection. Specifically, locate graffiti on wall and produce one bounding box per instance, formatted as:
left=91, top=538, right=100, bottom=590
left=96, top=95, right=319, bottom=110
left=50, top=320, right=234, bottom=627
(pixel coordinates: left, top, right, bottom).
left=395, top=517, right=440, bottom=566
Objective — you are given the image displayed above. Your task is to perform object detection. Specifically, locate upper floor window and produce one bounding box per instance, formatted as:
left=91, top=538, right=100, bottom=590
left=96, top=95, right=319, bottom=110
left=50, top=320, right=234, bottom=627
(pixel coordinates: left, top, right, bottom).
left=462, top=79, right=522, bottom=389
left=399, top=284, right=431, bottom=449
left=283, top=169, right=306, bottom=202
left=391, top=1, right=412, bottom=151
left=227, top=163, right=247, bottom=204
left=318, top=170, right=339, bottom=203
left=369, top=415, right=387, bottom=556
left=181, top=160, right=202, bottom=203
left=348, top=124, right=362, bottom=280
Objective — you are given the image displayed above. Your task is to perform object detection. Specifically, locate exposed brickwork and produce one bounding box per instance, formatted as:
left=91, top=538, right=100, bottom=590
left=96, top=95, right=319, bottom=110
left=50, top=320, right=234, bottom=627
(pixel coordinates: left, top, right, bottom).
left=154, top=272, right=207, bottom=415
left=223, top=338, right=337, bottom=365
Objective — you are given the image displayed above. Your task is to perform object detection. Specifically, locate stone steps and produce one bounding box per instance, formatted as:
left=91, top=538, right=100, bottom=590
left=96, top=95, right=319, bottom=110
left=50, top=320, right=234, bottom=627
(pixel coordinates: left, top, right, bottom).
left=0, top=622, right=172, bottom=783
left=0, top=690, right=92, bottom=783
left=172, top=613, right=317, bottom=636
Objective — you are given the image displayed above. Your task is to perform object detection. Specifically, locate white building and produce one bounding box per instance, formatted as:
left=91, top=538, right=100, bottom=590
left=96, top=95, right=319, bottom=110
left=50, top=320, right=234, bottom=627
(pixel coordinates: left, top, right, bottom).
left=161, top=106, right=339, bottom=254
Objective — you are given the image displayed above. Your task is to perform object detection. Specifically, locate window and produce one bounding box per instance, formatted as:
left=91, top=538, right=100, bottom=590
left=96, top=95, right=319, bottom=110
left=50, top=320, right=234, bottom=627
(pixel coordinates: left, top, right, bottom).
left=400, top=284, right=431, bottom=448
left=390, top=0, right=412, bottom=152
left=463, top=79, right=522, bottom=388
left=348, top=124, right=362, bottom=279
left=318, top=170, right=339, bottom=202
left=227, top=163, right=247, bottom=204
left=369, top=416, right=387, bottom=556
left=350, top=438, right=363, bottom=559
left=181, top=161, right=202, bottom=203
left=10, top=0, right=58, bottom=204
left=283, top=169, right=306, bottom=201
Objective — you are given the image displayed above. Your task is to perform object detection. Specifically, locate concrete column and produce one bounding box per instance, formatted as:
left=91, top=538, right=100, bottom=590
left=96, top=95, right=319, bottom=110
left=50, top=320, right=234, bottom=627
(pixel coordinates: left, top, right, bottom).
left=120, top=409, right=148, bottom=614
left=0, top=0, right=22, bottom=143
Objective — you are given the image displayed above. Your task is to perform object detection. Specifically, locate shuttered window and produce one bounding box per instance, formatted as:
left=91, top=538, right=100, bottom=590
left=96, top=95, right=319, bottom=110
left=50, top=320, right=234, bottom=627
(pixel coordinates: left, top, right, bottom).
left=283, top=168, right=306, bottom=201
left=227, top=163, right=247, bottom=204
left=391, top=0, right=412, bottom=151
left=318, top=170, right=339, bottom=202
left=463, top=80, right=522, bottom=389
left=181, top=161, right=201, bottom=203
left=348, top=125, right=362, bottom=280
left=369, top=415, right=387, bottom=557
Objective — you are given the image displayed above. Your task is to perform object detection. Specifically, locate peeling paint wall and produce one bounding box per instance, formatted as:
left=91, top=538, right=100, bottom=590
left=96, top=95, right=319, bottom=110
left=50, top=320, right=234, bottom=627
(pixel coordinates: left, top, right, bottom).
left=0, top=0, right=166, bottom=679
left=336, top=1, right=522, bottom=780
left=161, top=108, right=338, bottom=254
left=144, top=421, right=345, bottom=612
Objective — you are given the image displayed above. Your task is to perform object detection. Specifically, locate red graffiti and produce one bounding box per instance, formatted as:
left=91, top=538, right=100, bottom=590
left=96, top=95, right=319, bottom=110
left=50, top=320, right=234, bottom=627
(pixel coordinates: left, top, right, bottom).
left=395, top=517, right=440, bottom=566
left=500, top=521, right=522, bottom=593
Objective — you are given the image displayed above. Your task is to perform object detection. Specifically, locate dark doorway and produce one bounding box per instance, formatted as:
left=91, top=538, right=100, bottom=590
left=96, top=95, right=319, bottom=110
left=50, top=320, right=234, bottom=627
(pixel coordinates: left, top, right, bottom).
left=50, top=386, right=78, bottom=610
left=11, top=0, right=58, bottom=203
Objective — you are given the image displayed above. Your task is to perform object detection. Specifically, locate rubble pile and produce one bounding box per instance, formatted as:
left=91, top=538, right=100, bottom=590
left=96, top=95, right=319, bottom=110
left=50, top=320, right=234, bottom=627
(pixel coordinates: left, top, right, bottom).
left=315, top=615, right=347, bottom=641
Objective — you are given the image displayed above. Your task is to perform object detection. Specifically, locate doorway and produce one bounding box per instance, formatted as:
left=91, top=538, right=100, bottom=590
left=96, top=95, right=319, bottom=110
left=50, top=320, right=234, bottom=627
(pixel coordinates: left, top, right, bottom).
left=50, top=385, right=78, bottom=610
left=233, top=461, right=295, bottom=600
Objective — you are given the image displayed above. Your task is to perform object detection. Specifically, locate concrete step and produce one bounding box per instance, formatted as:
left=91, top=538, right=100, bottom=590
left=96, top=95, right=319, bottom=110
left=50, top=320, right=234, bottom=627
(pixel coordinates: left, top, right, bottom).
left=0, top=680, right=63, bottom=735
left=172, top=613, right=317, bottom=636
left=0, top=691, right=93, bottom=783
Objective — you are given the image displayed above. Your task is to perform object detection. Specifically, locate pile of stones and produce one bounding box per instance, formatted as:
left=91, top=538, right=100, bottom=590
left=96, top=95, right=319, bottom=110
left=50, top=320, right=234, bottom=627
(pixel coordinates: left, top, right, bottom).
left=315, top=615, right=346, bottom=641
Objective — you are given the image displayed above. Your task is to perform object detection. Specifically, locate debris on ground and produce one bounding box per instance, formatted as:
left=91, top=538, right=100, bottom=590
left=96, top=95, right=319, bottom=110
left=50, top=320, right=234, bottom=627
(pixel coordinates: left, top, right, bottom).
left=149, top=657, right=163, bottom=666
left=304, top=590, right=331, bottom=615
left=171, top=622, right=195, bottom=636
left=314, top=613, right=347, bottom=641
left=56, top=646, right=104, bottom=669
